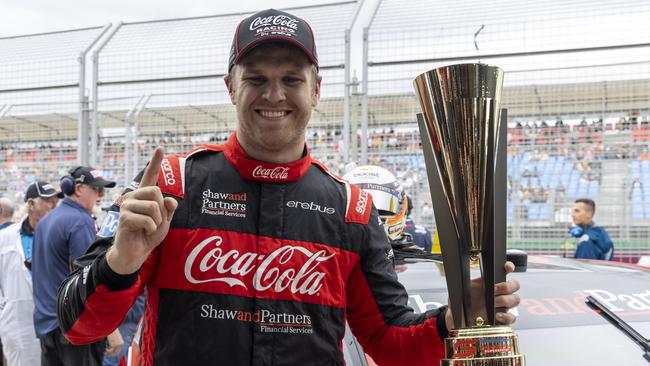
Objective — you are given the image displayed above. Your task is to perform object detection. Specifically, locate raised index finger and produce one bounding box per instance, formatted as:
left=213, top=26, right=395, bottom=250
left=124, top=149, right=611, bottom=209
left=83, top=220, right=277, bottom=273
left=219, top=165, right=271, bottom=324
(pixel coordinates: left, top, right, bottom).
left=140, top=147, right=164, bottom=187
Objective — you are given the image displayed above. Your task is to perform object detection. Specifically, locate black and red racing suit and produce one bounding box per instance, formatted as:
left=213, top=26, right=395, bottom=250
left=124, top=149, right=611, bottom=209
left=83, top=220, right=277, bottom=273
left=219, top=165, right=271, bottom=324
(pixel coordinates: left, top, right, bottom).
left=57, top=133, right=447, bottom=365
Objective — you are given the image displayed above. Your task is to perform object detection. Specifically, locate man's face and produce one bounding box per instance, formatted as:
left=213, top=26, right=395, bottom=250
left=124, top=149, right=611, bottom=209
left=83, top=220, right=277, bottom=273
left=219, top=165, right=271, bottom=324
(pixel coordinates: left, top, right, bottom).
left=571, top=202, right=593, bottom=225
left=225, top=44, right=321, bottom=158
left=77, top=184, right=104, bottom=213
left=28, top=196, right=57, bottom=226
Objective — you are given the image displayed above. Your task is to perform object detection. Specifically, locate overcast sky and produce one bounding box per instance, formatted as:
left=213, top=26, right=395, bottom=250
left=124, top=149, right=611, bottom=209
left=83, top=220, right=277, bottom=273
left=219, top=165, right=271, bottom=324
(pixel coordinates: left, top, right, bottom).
left=0, top=0, right=343, bottom=37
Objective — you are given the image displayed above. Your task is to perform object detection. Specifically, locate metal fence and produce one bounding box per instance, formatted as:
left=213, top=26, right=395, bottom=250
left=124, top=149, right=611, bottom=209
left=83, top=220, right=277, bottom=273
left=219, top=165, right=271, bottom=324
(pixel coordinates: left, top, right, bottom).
left=92, top=2, right=360, bottom=189
left=364, top=0, right=650, bottom=262
left=0, top=26, right=110, bottom=202
left=1, top=0, right=649, bottom=262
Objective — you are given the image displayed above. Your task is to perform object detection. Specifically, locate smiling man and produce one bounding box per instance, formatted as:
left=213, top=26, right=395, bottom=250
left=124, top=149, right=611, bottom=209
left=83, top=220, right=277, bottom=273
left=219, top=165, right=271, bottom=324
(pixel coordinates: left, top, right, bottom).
left=57, top=9, right=521, bottom=366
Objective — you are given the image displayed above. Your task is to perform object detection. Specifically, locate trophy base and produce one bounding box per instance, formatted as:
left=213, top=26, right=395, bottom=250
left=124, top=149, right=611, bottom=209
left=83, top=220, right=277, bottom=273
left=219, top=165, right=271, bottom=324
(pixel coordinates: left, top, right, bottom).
left=441, top=325, right=525, bottom=366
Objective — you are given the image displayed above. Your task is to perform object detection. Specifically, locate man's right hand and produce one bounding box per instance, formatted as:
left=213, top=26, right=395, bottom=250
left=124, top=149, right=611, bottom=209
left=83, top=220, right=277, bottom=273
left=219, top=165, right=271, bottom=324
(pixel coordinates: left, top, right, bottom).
left=106, top=147, right=178, bottom=275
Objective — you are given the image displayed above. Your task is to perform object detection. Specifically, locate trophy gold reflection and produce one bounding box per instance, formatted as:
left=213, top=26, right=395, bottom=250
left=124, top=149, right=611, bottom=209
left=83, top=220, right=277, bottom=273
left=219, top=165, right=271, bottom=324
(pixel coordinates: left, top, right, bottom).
left=413, top=64, right=525, bottom=365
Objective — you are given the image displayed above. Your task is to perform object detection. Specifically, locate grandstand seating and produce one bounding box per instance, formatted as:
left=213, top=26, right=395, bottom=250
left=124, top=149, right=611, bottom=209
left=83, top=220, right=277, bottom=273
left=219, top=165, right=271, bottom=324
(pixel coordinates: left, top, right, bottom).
left=630, top=160, right=650, bottom=219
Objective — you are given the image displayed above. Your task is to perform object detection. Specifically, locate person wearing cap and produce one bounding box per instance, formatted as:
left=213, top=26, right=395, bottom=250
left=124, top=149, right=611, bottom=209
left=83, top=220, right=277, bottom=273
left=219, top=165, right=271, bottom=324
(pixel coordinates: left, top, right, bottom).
left=0, top=197, right=15, bottom=232
left=57, top=9, right=521, bottom=365
left=0, top=181, right=62, bottom=366
left=32, top=168, right=118, bottom=366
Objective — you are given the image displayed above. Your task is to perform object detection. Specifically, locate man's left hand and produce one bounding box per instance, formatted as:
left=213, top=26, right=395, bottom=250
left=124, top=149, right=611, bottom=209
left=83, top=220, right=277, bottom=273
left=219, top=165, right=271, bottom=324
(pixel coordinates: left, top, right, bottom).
left=445, top=261, right=521, bottom=331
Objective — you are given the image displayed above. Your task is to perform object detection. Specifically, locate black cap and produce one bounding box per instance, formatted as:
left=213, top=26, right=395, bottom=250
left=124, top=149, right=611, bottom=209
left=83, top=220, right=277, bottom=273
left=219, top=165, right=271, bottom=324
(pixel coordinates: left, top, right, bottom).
left=25, top=181, right=64, bottom=202
left=228, top=9, right=318, bottom=71
left=71, top=167, right=117, bottom=188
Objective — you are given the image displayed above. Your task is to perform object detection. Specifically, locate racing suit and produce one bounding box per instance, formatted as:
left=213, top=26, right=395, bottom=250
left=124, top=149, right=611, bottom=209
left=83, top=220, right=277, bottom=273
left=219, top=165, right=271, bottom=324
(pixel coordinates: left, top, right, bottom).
left=57, top=133, right=447, bottom=365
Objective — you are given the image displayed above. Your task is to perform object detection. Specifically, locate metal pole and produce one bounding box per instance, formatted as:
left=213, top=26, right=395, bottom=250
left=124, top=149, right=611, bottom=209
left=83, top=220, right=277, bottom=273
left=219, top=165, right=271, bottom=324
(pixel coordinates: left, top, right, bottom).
left=91, top=22, right=123, bottom=167
left=343, top=29, right=351, bottom=164
left=78, top=24, right=112, bottom=166
left=124, top=95, right=144, bottom=187
left=77, top=52, right=88, bottom=166
left=360, top=27, right=369, bottom=165
left=133, top=94, right=152, bottom=178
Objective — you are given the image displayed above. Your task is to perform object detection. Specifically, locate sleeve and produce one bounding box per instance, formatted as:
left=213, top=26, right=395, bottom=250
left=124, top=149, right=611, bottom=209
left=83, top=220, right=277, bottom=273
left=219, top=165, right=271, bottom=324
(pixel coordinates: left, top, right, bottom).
left=57, top=169, right=154, bottom=345
left=58, top=233, right=165, bottom=346
left=0, top=248, right=40, bottom=357
left=345, top=208, right=447, bottom=366
left=598, top=228, right=614, bottom=260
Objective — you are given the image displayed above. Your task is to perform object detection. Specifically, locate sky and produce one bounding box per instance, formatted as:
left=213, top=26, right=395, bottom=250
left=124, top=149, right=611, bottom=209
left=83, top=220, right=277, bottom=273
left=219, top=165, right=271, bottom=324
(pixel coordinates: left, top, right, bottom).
left=0, top=0, right=345, bottom=37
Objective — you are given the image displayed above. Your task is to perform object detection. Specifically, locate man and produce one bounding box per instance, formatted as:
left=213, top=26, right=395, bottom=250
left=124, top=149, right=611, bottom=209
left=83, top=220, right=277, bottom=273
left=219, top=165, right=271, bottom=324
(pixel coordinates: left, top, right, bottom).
left=0, top=197, right=15, bottom=232
left=571, top=198, right=614, bottom=260
left=343, top=165, right=439, bottom=263
left=57, top=9, right=520, bottom=365
left=32, top=167, right=119, bottom=365
left=0, top=181, right=61, bottom=365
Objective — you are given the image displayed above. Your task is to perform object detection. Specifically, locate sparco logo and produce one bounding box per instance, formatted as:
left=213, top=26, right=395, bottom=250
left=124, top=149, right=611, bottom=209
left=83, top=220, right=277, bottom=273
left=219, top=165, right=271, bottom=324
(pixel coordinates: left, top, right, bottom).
left=184, top=236, right=335, bottom=295
left=249, top=15, right=298, bottom=31
left=252, top=166, right=290, bottom=180
left=356, top=190, right=368, bottom=214
left=161, top=159, right=175, bottom=185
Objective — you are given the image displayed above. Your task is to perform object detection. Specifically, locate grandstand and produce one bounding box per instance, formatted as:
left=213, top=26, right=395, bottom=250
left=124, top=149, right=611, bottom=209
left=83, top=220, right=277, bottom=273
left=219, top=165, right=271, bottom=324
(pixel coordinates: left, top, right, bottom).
left=1, top=0, right=650, bottom=262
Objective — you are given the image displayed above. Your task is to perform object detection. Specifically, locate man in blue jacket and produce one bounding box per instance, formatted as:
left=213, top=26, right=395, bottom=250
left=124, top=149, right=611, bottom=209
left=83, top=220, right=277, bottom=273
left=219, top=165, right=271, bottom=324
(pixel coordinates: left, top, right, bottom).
left=571, top=198, right=614, bottom=260
left=32, top=167, right=117, bottom=365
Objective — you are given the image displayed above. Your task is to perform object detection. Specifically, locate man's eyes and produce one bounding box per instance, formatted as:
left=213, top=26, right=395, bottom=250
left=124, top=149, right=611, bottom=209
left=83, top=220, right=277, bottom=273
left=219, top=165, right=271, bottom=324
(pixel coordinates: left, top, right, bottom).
left=242, top=76, right=304, bottom=85
left=243, top=76, right=266, bottom=84
left=284, top=77, right=304, bottom=85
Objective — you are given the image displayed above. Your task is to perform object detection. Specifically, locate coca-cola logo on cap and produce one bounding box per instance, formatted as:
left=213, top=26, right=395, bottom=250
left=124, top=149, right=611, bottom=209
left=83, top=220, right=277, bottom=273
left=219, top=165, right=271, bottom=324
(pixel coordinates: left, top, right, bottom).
left=184, top=236, right=335, bottom=296
left=252, top=165, right=290, bottom=180
left=249, top=15, right=299, bottom=32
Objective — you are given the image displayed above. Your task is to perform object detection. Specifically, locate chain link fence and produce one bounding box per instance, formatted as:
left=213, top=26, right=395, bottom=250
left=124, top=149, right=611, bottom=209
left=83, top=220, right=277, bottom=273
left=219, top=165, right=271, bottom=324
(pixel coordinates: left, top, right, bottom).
left=1, top=0, right=649, bottom=262
left=93, top=2, right=359, bottom=192
left=365, top=0, right=650, bottom=262
left=0, top=26, right=109, bottom=203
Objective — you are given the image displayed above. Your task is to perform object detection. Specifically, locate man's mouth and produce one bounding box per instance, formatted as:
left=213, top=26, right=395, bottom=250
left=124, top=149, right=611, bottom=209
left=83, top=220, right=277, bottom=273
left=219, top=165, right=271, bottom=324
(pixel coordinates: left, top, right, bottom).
left=257, top=110, right=290, bottom=118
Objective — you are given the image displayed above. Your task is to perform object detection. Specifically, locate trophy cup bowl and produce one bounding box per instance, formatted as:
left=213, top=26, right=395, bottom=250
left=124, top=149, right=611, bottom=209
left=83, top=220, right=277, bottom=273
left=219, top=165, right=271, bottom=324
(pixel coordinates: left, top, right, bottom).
left=413, top=64, right=525, bottom=365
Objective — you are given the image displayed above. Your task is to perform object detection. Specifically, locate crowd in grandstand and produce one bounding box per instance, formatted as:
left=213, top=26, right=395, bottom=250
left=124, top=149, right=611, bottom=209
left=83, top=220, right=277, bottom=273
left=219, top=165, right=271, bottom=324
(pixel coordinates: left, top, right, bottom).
left=1, top=113, right=649, bottom=224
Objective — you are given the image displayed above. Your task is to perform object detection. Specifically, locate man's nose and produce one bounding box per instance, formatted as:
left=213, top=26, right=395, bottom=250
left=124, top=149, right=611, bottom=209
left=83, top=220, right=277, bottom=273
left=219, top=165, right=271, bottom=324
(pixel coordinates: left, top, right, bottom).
left=263, top=82, right=286, bottom=104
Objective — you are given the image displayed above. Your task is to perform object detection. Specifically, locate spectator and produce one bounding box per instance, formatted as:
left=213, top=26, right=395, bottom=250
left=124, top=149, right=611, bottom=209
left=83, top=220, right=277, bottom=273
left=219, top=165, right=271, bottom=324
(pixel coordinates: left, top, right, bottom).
left=0, top=197, right=15, bottom=232
left=571, top=198, right=614, bottom=260
left=0, top=181, right=61, bottom=366
left=32, top=167, right=119, bottom=366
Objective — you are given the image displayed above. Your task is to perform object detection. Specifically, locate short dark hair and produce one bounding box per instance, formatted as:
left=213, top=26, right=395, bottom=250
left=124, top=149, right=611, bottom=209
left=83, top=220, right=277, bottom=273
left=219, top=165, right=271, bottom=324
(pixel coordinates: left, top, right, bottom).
left=575, top=198, right=595, bottom=214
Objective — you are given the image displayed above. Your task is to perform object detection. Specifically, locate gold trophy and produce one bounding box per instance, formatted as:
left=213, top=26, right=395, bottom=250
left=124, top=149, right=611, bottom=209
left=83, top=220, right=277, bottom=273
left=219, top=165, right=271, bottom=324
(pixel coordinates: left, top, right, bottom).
left=413, top=64, right=525, bottom=365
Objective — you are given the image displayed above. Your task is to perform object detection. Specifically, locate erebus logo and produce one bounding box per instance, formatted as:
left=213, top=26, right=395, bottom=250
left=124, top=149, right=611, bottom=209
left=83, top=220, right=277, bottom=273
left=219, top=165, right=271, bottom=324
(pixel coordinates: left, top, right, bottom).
left=249, top=15, right=298, bottom=31
left=252, top=166, right=290, bottom=180
left=161, top=159, right=176, bottom=185
left=184, top=236, right=335, bottom=295
left=286, top=200, right=335, bottom=215
left=356, top=190, right=368, bottom=214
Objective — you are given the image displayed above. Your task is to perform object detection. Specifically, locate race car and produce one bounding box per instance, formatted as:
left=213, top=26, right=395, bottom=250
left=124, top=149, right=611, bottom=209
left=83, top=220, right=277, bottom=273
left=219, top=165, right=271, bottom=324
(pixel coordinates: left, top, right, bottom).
left=343, top=254, right=650, bottom=365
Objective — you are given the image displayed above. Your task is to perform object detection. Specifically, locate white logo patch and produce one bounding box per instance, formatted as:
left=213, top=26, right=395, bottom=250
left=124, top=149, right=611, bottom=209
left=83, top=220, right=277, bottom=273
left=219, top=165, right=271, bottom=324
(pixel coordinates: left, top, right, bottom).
left=201, top=189, right=247, bottom=218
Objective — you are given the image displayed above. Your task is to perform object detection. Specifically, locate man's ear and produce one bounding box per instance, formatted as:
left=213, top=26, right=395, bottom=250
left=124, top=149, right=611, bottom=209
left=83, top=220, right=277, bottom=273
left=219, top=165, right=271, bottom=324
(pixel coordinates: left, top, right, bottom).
left=224, top=73, right=236, bottom=105
left=311, top=75, right=322, bottom=107
left=74, top=183, right=83, bottom=197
